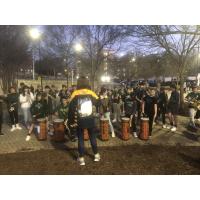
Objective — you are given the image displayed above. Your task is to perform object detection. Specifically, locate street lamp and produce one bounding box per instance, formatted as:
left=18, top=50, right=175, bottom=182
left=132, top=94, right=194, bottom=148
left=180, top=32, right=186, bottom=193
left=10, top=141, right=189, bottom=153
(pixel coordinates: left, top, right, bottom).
left=101, top=75, right=111, bottom=83
left=29, top=28, right=41, bottom=40
left=74, top=43, right=83, bottom=52
left=29, top=28, right=41, bottom=80
left=131, top=57, right=136, bottom=62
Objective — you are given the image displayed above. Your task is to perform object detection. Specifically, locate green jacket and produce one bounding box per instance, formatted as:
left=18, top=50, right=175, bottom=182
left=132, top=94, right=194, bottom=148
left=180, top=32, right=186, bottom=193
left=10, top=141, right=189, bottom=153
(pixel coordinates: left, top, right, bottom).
left=30, top=100, right=48, bottom=119
left=55, top=103, right=69, bottom=120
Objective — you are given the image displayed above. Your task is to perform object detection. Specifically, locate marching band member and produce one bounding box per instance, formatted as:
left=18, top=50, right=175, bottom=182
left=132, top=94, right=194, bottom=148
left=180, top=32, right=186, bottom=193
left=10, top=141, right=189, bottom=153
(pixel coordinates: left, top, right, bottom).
left=167, top=85, right=180, bottom=132
left=19, top=86, right=34, bottom=129
left=7, top=87, right=22, bottom=132
left=112, top=87, right=122, bottom=123
left=54, top=94, right=76, bottom=142
left=157, top=87, right=168, bottom=128
left=99, top=87, right=116, bottom=138
left=43, top=85, right=55, bottom=120
left=142, top=88, right=157, bottom=137
left=185, top=86, right=200, bottom=128
left=59, top=84, right=69, bottom=102
left=124, top=87, right=138, bottom=137
left=68, top=76, right=100, bottom=166
left=136, top=83, right=147, bottom=123
left=26, top=93, right=48, bottom=141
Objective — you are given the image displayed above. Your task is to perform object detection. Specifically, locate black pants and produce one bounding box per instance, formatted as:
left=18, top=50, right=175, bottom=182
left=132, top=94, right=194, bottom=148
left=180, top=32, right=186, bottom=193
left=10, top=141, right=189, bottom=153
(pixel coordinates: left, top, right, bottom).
left=9, top=109, right=18, bottom=125
left=137, top=102, right=141, bottom=122
left=125, top=114, right=137, bottom=132
left=77, top=127, right=98, bottom=157
left=145, top=112, right=154, bottom=136
left=160, top=106, right=166, bottom=125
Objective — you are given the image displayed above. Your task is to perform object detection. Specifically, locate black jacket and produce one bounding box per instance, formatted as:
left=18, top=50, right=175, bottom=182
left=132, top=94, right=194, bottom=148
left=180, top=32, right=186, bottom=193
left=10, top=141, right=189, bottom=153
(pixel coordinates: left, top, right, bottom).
left=6, top=93, right=19, bottom=111
left=68, top=89, right=98, bottom=129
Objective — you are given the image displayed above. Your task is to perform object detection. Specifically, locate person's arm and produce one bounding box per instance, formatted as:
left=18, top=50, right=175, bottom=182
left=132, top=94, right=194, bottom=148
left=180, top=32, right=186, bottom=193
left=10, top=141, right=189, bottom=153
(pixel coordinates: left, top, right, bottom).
left=154, top=103, right=157, bottom=122
left=141, top=100, right=145, bottom=114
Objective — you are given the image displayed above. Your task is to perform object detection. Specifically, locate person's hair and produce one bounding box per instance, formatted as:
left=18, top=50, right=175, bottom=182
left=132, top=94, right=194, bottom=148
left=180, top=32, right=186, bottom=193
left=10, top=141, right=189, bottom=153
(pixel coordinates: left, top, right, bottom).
left=77, top=76, right=91, bottom=90
left=22, top=86, right=30, bottom=96
left=9, top=86, right=16, bottom=93
left=36, top=92, right=42, bottom=100
left=45, top=85, right=50, bottom=89
left=100, top=87, right=107, bottom=95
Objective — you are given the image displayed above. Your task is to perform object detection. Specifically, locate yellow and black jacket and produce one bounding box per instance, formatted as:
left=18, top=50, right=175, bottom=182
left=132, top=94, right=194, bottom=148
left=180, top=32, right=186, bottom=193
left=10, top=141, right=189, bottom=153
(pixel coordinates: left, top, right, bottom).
left=68, top=89, right=98, bottom=129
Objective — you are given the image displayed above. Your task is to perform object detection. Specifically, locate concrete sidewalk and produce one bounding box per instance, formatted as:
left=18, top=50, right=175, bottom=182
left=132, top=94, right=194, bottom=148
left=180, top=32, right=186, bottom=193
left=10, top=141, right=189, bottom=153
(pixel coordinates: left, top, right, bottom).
left=0, top=116, right=199, bottom=154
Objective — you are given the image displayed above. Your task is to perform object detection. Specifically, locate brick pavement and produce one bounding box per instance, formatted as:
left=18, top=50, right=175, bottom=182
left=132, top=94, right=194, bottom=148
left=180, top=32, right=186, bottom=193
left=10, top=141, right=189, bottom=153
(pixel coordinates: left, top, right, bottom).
left=0, top=116, right=200, bottom=154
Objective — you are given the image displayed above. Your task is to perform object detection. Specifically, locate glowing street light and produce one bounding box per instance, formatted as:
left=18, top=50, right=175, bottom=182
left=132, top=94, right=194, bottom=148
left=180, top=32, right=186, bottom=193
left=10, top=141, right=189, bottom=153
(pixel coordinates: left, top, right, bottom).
left=74, top=43, right=83, bottom=52
left=29, top=28, right=41, bottom=80
left=29, top=28, right=41, bottom=40
left=101, top=75, right=111, bottom=83
left=131, top=57, right=136, bottom=62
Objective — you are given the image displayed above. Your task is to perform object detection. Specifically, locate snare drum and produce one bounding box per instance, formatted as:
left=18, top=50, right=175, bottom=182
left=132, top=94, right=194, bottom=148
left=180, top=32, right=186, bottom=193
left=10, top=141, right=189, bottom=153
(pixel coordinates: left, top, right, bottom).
left=53, top=119, right=65, bottom=142
left=139, top=117, right=149, bottom=140
left=83, top=129, right=89, bottom=140
left=121, top=117, right=130, bottom=140
left=100, top=117, right=109, bottom=141
left=37, top=118, right=47, bottom=140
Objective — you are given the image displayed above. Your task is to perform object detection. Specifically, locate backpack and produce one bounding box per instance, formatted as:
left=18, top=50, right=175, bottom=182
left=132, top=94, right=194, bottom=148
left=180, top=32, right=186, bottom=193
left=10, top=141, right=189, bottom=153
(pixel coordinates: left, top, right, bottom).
left=77, top=96, right=93, bottom=118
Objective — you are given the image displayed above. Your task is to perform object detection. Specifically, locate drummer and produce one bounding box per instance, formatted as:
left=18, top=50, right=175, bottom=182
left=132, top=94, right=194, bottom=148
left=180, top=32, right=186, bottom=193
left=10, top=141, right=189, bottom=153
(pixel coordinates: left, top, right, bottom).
left=26, top=92, right=48, bottom=141
left=54, top=94, right=76, bottom=142
left=124, top=87, right=138, bottom=138
left=142, top=88, right=157, bottom=137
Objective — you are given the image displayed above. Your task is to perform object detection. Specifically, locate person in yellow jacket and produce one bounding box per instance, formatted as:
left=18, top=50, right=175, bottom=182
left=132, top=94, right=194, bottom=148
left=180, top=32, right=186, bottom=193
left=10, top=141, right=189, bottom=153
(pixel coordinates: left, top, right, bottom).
left=68, top=76, right=100, bottom=166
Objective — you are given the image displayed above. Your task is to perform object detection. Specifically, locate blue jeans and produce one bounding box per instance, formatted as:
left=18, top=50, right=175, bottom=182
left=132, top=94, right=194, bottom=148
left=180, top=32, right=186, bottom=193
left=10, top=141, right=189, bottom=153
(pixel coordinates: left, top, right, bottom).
left=21, top=107, right=32, bottom=127
left=77, top=127, right=98, bottom=157
left=104, top=112, right=114, bottom=133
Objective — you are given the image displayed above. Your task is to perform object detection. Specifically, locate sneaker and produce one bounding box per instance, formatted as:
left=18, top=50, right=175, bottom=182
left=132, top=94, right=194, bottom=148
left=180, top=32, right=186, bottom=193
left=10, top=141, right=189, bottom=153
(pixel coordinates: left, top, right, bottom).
left=162, top=124, right=167, bottom=129
left=94, top=153, right=101, bottom=162
left=77, top=157, right=85, bottom=166
left=10, top=126, right=16, bottom=132
left=111, top=132, right=116, bottom=138
left=133, top=132, right=138, bottom=138
left=166, top=125, right=171, bottom=129
left=112, top=119, right=116, bottom=123
left=26, top=135, right=31, bottom=141
left=171, top=126, right=177, bottom=132
left=16, top=124, right=22, bottom=130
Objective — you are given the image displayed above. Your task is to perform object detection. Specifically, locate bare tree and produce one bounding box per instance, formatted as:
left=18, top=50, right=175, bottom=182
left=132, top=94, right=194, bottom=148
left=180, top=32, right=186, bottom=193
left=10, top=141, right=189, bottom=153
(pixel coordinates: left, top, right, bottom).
left=42, top=26, right=80, bottom=87
left=130, top=25, right=200, bottom=108
left=79, top=25, right=128, bottom=89
left=0, top=25, right=31, bottom=93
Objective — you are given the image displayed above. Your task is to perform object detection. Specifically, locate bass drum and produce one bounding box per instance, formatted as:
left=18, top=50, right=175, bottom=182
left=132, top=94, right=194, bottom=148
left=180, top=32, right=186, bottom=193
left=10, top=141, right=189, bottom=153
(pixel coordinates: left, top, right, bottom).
left=121, top=117, right=130, bottom=140
left=37, top=118, right=47, bottom=141
left=100, top=117, right=109, bottom=141
left=139, top=117, right=149, bottom=140
left=53, top=119, right=65, bottom=142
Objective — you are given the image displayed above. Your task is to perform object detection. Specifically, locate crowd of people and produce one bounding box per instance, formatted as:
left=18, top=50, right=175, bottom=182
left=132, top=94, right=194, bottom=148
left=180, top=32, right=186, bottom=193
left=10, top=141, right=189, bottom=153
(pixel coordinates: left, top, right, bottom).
left=0, top=77, right=200, bottom=165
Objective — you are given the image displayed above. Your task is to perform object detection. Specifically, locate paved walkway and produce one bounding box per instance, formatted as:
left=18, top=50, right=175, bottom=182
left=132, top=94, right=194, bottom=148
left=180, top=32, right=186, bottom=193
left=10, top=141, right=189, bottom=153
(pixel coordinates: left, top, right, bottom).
left=0, top=116, right=200, bottom=154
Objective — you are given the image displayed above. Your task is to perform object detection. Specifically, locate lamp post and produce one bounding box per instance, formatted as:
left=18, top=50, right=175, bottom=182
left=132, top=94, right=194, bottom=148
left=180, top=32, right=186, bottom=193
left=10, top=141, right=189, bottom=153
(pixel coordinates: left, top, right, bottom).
left=74, top=43, right=83, bottom=82
left=29, top=28, right=41, bottom=80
